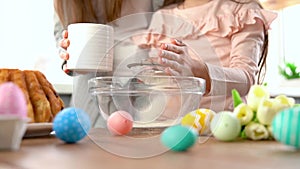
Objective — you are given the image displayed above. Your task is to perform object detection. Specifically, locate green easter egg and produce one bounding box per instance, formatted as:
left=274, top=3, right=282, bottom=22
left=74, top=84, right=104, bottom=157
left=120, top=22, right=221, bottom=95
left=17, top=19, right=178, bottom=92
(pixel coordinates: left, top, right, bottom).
left=161, top=125, right=198, bottom=152
left=272, top=107, right=300, bottom=148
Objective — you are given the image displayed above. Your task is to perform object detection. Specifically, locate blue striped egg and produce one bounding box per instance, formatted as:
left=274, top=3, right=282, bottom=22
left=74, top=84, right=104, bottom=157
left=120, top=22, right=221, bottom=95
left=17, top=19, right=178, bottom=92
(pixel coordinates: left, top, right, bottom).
left=272, top=107, right=300, bottom=148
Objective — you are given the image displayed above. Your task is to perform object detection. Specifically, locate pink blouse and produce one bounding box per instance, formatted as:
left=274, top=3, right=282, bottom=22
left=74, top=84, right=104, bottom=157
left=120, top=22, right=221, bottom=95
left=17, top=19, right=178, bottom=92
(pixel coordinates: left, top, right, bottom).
left=135, top=0, right=278, bottom=112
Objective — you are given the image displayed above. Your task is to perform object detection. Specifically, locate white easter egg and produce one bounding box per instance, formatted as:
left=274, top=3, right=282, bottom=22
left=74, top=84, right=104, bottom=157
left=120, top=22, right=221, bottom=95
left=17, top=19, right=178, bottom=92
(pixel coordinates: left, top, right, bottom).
left=210, top=111, right=241, bottom=141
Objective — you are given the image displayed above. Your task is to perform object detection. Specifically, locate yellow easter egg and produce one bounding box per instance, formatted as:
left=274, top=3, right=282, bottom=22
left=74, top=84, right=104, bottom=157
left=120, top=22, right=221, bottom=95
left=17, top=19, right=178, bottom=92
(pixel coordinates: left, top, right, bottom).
left=181, top=108, right=216, bottom=135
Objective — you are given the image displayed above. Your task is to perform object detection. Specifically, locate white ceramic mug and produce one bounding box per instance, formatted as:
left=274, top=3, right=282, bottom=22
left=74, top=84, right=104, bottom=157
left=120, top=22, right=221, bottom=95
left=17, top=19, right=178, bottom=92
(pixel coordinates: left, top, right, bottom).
left=67, top=23, right=114, bottom=74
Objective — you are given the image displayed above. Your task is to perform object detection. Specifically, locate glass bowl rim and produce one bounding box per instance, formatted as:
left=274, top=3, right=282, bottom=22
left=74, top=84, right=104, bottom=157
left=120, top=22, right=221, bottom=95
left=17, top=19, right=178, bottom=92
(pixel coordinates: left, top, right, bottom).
left=88, top=75, right=206, bottom=95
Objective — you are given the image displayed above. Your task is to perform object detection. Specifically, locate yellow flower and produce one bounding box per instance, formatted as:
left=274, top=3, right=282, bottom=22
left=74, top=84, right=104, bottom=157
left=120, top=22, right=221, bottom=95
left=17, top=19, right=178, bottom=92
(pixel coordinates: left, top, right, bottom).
left=244, top=122, right=269, bottom=140
left=247, top=85, right=270, bottom=112
left=233, top=103, right=254, bottom=126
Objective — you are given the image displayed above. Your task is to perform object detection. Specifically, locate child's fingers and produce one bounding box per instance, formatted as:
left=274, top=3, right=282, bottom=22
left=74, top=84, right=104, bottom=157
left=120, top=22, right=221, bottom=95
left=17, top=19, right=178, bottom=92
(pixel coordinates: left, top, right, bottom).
left=161, top=43, right=182, bottom=54
left=165, top=67, right=180, bottom=76
left=160, top=57, right=182, bottom=73
left=159, top=49, right=183, bottom=64
left=171, top=38, right=185, bottom=46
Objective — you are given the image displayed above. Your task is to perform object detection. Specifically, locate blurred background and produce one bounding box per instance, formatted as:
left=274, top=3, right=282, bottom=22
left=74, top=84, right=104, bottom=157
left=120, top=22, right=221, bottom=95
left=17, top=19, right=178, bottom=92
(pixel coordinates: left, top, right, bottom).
left=0, top=0, right=299, bottom=95
left=0, top=0, right=73, bottom=86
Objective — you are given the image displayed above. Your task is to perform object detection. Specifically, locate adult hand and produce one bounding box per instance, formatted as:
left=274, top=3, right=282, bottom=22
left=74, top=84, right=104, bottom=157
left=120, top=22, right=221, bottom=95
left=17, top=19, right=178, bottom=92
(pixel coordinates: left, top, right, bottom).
left=59, top=30, right=70, bottom=73
left=59, top=30, right=70, bottom=60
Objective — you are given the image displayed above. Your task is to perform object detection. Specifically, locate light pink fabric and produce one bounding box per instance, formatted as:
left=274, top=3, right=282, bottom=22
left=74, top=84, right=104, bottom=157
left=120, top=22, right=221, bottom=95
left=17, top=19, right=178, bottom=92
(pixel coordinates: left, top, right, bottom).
left=135, top=0, right=278, bottom=112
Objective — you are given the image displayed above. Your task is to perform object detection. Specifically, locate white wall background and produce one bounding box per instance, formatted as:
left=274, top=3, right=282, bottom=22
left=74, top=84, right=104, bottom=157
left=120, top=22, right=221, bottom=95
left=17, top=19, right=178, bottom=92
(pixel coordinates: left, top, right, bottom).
left=0, top=0, right=73, bottom=85
left=281, top=5, right=300, bottom=65
left=264, top=5, right=300, bottom=89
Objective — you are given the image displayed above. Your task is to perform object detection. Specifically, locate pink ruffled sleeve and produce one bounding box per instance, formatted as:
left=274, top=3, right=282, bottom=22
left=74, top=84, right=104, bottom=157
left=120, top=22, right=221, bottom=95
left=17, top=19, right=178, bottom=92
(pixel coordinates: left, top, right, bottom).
left=206, top=3, right=278, bottom=96
left=203, top=2, right=278, bottom=111
left=132, top=1, right=278, bottom=112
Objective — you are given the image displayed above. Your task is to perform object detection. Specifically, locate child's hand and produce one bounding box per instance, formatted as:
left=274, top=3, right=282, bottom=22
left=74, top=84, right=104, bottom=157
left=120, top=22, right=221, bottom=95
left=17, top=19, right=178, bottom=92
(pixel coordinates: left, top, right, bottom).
left=158, top=38, right=211, bottom=93
left=158, top=39, right=198, bottom=76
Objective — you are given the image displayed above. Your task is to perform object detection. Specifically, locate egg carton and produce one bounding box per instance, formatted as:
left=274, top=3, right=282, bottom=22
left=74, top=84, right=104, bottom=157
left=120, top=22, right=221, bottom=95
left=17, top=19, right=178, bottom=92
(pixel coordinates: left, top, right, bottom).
left=0, top=116, right=28, bottom=151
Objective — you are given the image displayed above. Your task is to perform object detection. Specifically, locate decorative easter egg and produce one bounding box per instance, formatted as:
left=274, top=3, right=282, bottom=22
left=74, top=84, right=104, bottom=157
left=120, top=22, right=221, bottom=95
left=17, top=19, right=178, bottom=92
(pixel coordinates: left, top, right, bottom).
left=181, top=108, right=216, bottom=135
left=53, top=107, right=91, bottom=143
left=161, top=125, right=198, bottom=152
left=272, top=107, right=300, bottom=148
left=107, top=110, right=133, bottom=135
left=0, top=82, right=27, bottom=118
left=210, top=111, right=241, bottom=141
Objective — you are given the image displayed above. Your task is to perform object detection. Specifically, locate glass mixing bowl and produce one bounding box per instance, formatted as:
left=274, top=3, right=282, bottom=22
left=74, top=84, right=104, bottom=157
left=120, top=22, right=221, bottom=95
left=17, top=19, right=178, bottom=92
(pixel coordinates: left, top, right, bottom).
left=88, top=75, right=205, bottom=128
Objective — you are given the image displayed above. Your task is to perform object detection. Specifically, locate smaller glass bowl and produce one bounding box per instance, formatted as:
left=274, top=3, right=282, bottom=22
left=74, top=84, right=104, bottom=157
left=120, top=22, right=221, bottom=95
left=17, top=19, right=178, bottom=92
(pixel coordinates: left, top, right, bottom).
left=88, top=75, right=205, bottom=128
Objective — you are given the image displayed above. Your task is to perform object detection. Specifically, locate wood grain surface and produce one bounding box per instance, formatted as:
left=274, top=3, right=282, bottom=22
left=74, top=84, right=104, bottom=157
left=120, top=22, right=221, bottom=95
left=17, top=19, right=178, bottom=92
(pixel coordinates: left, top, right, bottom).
left=0, top=128, right=300, bottom=169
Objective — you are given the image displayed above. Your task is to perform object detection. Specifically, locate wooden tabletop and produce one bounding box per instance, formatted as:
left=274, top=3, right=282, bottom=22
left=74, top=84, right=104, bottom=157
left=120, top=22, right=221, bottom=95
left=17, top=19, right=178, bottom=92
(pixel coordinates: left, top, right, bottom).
left=0, top=128, right=300, bottom=169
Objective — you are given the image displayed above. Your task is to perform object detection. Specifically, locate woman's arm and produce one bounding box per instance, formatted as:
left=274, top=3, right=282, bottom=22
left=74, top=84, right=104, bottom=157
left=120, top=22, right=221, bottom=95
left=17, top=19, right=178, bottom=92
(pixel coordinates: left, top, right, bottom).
left=53, top=12, right=64, bottom=48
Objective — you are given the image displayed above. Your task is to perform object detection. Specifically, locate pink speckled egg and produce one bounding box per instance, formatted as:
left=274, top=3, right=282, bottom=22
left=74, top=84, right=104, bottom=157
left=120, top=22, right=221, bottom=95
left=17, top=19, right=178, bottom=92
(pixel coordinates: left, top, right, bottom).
left=107, top=110, right=133, bottom=135
left=0, top=82, right=27, bottom=118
